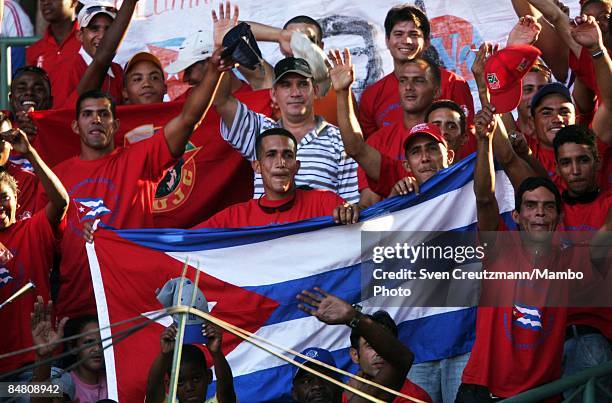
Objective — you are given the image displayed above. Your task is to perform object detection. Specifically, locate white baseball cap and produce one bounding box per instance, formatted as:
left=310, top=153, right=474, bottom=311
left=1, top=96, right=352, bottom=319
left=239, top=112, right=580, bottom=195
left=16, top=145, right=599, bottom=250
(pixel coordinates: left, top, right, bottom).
left=290, top=31, right=331, bottom=96
left=165, top=30, right=214, bottom=74
left=77, top=1, right=117, bottom=28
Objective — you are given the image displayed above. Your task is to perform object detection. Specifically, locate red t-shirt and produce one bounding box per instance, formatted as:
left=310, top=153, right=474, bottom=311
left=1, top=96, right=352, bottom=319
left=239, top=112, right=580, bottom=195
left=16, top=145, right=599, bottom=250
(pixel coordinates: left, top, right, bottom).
left=462, top=222, right=593, bottom=398
left=358, top=69, right=475, bottom=139
left=561, top=188, right=612, bottom=339
left=52, top=130, right=176, bottom=318
left=53, top=50, right=124, bottom=109
left=196, top=189, right=344, bottom=228
left=357, top=123, right=410, bottom=192
left=6, top=156, right=39, bottom=220
left=341, top=378, right=432, bottom=403
left=26, top=23, right=81, bottom=106
left=0, top=211, right=58, bottom=373
left=568, top=47, right=612, bottom=100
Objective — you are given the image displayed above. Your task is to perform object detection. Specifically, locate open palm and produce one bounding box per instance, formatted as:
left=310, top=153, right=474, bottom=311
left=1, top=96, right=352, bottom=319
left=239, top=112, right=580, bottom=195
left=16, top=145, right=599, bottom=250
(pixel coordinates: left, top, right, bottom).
left=328, top=48, right=355, bottom=92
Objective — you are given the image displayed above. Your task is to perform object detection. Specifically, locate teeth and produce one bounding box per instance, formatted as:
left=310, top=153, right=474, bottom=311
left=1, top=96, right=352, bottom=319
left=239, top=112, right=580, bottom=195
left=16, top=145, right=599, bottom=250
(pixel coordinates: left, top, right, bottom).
left=22, top=101, right=35, bottom=106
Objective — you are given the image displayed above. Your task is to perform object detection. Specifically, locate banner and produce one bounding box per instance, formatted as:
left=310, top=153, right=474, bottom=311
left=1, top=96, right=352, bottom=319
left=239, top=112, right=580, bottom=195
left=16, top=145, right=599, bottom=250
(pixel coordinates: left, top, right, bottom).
left=87, top=155, right=516, bottom=402
left=32, top=90, right=272, bottom=227
left=112, top=0, right=578, bottom=102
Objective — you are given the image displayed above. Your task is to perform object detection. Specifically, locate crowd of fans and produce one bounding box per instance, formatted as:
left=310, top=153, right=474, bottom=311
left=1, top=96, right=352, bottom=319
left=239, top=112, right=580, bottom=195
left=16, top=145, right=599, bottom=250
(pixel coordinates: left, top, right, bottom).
left=0, top=0, right=610, bottom=402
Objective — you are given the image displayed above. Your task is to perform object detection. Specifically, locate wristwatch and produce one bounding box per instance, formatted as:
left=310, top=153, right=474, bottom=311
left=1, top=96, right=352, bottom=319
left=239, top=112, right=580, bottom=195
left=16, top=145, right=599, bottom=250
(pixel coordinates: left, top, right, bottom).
left=348, top=304, right=363, bottom=328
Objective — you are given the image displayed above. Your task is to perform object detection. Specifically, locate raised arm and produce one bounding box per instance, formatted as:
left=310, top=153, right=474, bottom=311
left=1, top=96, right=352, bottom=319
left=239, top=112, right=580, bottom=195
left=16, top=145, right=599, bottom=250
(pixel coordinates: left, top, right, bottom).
left=163, top=48, right=228, bottom=158
left=205, top=323, right=236, bottom=403
left=145, top=325, right=177, bottom=403
left=77, top=0, right=138, bottom=95
left=474, top=109, right=501, bottom=232
left=297, top=288, right=412, bottom=402
left=571, top=15, right=612, bottom=144
left=512, top=0, right=570, bottom=81
left=528, top=0, right=582, bottom=57
left=2, top=129, right=68, bottom=226
left=470, top=43, right=543, bottom=188
left=330, top=49, right=382, bottom=180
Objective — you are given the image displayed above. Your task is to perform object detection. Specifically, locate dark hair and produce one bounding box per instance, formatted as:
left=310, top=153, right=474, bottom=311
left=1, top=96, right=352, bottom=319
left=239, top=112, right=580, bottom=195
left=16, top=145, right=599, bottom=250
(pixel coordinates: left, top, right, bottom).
left=515, top=177, right=562, bottom=214
left=350, top=310, right=398, bottom=349
left=553, top=125, right=599, bottom=160
left=165, top=344, right=208, bottom=377
left=11, top=66, right=52, bottom=93
left=384, top=5, right=430, bottom=39
left=0, top=171, right=18, bottom=196
left=76, top=90, right=116, bottom=120
left=425, top=100, right=466, bottom=135
left=403, top=57, right=441, bottom=89
left=63, top=315, right=99, bottom=368
left=580, top=0, right=611, bottom=15
left=255, top=128, right=298, bottom=159
left=530, top=60, right=552, bottom=83
left=283, top=15, right=324, bottom=44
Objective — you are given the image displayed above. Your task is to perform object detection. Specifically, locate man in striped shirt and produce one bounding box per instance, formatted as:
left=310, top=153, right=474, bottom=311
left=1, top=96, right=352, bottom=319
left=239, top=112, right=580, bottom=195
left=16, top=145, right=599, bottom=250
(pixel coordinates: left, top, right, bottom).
left=214, top=56, right=359, bottom=203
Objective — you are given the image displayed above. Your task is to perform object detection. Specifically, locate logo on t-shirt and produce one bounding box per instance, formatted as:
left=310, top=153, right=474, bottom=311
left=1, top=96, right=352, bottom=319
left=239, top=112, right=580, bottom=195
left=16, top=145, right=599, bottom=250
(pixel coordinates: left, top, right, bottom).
left=512, top=304, right=542, bottom=330
left=75, top=198, right=112, bottom=222
left=153, top=142, right=201, bottom=213
left=0, top=267, right=13, bottom=287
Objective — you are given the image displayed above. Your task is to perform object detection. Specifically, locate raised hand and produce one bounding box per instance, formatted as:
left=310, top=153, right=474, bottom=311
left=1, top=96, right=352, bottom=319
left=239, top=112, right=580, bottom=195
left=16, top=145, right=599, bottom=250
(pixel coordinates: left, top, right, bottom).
left=1, top=128, right=32, bottom=155
left=30, top=296, right=68, bottom=357
left=160, top=324, right=177, bottom=354
left=571, top=15, right=604, bottom=51
left=471, top=42, right=498, bottom=83
left=211, top=0, right=239, bottom=50
left=474, top=105, right=497, bottom=141
left=507, top=15, right=542, bottom=46
left=208, top=46, right=235, bottom=72
left=509, top=130, right=531, bottom=158
left=297, top=287, right=355, bottom=325
left=327, top=48, right=355, bottom=92
left=15, top=109, right=37, bottom=142
left=204, top=322, right=223, bottom=354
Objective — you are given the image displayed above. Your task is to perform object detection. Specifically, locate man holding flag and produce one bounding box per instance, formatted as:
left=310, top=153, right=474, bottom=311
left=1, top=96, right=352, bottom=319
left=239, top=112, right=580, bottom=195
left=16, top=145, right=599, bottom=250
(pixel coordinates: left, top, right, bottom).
left=52, top=46, right=230, bottom=320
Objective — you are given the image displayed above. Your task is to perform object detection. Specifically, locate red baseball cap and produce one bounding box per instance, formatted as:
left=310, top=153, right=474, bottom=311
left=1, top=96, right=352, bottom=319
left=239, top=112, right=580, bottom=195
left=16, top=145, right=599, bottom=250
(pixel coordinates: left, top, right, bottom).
left=484, top=44, right=542, bottom=113
left=403, top=123, right=448, bottom=151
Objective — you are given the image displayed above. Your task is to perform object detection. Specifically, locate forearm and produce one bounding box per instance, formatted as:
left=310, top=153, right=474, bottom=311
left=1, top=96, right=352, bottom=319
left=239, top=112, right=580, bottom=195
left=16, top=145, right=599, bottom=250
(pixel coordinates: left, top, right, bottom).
left=26, top=148, right=68, bottom=225
left=247, top=21, right=283, bottom=42
left=30, top=353, right=53, bottom=403
left=354, top=315, right=412, bottom=373
left=211, top=351, right=236, bottom=403
left=238, top=62, right=274, bottom=90
left=213, top=73, right=239, bottom=130
left=337, top=89, right=366, bottom=157
left=77, top=0, right=138, bottom=94
left=475, top=138, right=496, bottom=203
left=145, top=353, right=171, bottom=403
left=592, top=49, right=612, bottom=110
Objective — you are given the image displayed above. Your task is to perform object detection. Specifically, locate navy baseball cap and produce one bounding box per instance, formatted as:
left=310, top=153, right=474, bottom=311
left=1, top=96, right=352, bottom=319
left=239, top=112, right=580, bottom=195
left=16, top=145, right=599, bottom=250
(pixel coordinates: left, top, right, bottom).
left=530, top=83, right=572, bottom=112
left=293, top=347, right=338, bottom=380
left=273, top=57, right=313, bottom=85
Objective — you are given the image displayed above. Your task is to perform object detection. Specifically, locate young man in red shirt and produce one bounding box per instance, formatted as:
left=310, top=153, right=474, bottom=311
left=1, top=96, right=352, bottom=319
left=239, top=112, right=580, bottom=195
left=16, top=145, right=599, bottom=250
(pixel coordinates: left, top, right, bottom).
left=56, top=48, right=229, bottom=320
left=358, top=5, right=474, bottom=139
left=0, top=125, right=68, bottom=375
left=27, top=0, right=80, bottom=104
left=53, top=0, right=137, bottom=109
left=296, top=288, right=432, bottom=403
left=196, top=127, right=358, bottom=228
left=457, top=106, right=610, bottom=401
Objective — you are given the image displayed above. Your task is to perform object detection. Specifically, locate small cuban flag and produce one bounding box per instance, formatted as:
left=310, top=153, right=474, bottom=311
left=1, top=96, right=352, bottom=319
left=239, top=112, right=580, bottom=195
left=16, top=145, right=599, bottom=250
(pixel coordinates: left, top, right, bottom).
left=75, top=198, right=112, bottom=222
left=0, top=267, right=13, bottom=288
left=9, top=156, right=34, bottom=173
left=512, top=304, right=543, bottom=330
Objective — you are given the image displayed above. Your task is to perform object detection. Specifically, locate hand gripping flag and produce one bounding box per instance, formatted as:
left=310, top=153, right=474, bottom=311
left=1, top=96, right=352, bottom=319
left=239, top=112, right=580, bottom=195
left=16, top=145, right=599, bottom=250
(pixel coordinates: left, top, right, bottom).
left=86, top=155, right=516, bottom=402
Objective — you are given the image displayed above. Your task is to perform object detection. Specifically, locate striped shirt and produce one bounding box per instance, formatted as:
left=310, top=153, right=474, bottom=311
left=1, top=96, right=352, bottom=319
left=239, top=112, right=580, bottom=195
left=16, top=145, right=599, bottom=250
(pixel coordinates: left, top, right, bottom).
left=220, top=101, right=359, bottom=203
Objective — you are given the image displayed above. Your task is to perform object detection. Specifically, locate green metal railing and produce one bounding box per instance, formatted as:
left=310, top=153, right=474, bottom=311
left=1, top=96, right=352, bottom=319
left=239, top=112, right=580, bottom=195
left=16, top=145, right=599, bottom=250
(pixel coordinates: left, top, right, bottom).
left=0, top=36, right=40, bottom=110
left=504, top=360, right=612, bottom=402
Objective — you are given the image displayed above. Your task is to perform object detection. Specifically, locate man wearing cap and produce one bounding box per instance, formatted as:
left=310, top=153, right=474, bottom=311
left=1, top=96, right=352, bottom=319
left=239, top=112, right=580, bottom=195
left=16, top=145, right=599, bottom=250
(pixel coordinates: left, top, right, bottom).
left=297, top=288, right=432, bottom=402
left=195, top=128, right=358, bottom=228
left=122, top=52, right=167, bottom=104
left=52, top=0, right=137, bottom=109
left=292, top=347, right=343, bottom=403
left=54, top=48, right=229, bottom=319
left=330, top=49, right=453, bottom=200
left=27, top=0, right=80, bottom=105
left=358, top=5, right=475, bottom=140
left=213, top=54, right=359, bottom=204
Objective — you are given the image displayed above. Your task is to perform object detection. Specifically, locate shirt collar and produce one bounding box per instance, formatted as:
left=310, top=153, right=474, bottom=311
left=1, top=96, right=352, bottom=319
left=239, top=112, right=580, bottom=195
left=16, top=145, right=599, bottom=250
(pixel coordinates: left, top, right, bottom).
left=79, top=47, right=115, bottom=78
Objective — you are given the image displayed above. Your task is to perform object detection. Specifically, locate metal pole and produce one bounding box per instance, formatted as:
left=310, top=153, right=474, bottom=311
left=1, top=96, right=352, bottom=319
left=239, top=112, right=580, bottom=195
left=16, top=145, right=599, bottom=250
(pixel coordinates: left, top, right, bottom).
left=0, top=37, right=41, bottom=110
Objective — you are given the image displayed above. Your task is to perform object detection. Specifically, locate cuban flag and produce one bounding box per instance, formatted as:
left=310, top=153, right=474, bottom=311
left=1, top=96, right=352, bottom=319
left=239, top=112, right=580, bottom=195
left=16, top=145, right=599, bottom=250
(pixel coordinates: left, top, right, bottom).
left=8, top=156, right=34, bottom=173
left=75, top=198, right=112, bottom=222
left=0, top=267, right=13, bottom=287
left=86, top=155, right=516, bottom=402
left=512, top=304, right=543, bottom=330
